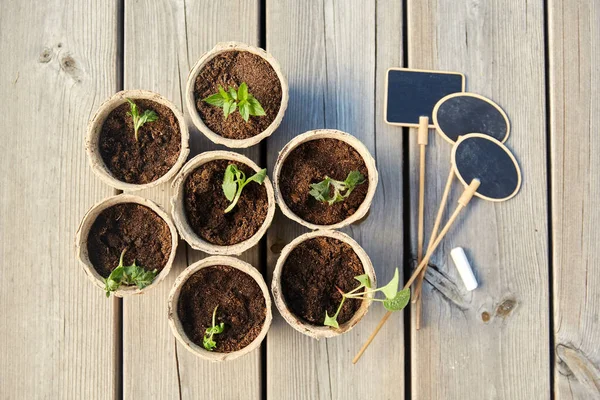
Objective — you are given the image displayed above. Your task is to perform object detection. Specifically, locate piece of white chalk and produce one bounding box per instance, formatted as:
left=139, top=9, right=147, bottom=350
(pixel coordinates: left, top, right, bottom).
left=450, top=247, right=478, bottom=291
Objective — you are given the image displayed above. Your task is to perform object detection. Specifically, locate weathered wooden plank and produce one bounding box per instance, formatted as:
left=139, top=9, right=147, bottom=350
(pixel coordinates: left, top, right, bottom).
left=408, top=0, right=550, bottom=398
left=0, top=0, right=118, bottom=398
left=549, top=1, right=600, bottom=399
left=265, top=0, right=405, bottom=398
left=122, top=0, right=262, bottom=398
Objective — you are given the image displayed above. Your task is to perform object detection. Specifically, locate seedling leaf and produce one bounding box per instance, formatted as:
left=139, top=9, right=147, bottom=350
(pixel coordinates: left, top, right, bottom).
left=378, top=268, right=399, bottom=299
left=309, top=171, right=366, bottom=205
left=126, top=98, right=158, bottom=141
left=203, top=305, right=225, bottom=351
left=354, top=274, right=371, bottom=289
left=222, top=164, right=267, bottom=214
left=203, top=82, right=265, bottom=122
left=324, top=311, right=340, bottom=329
left=383, top=288, right=410, bottom=311
left=103, top=249, right=158, bottom=297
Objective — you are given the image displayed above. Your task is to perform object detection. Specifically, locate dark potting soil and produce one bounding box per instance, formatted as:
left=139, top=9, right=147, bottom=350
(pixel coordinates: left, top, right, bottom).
left=177, top=265, right=266, bottom=353
left=184, top=159, right=268, bottom=246
left=86, top=203, right=172, bottom=278
left=279, top=138, right=369, bottom=225
left=99, top=99, right=182, bottom=184
left=280, top=237, right=365, bottom=326
left=194, top=50, right=282, bottom=140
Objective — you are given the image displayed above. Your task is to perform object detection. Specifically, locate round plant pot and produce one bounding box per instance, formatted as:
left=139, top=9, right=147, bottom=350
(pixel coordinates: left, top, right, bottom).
left=86, top=89, right=190, bottom=191
left=167, top=256, right=272, bottom=362
left=75, top=194, right=178, bottom=297
left=171, top=150, right=276, bottom=255
left=271, top=230, right=376, bottom=339
left=186, top=42, right=289, bottom=148
left=273, top=129, right=379, bottom=230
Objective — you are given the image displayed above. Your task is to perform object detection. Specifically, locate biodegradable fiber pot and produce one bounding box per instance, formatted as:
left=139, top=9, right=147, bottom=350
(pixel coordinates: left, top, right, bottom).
left=273, top=129, right=379, bottom=230
left=272, top=230, right=376, bottom=339
left=75, top=194, right=178, bottom=297
left=171, top=151, right=276, bottom=255
left=186, top=42, right=289, bottom=148
left=86, top=90, right=190, bottom=191
left=167, top=256, right=272, bottom=362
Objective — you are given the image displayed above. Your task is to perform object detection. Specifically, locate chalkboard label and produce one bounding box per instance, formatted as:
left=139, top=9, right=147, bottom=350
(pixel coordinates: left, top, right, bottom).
left=434, top=93, right=510, bottom=144
left=385, top=68, right=465, bottom=128
left=452, top=134, right=521, bottom=202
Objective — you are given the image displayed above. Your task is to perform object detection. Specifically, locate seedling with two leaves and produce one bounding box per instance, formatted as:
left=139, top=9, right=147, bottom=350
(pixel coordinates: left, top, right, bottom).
left=204, top=82, right=265, bottom=122
left=103, top=249, right=158, bottom=297
left=126, top=98, right=158, bottom=141
left=222, top=164, right=267, bottom=213
left=310, top=171, right=366, bottom=205
left=203, top=305, right=225, bottom=351
left=324, top=268, right=410, bottom=329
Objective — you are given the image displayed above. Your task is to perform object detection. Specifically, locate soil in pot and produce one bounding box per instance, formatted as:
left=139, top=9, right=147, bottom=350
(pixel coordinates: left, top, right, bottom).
left=279, top=138, right=369, bottom=225
left=194, top=50, right=282, bottom=140
left=184, top=159, right=268, bottom=246
left=87, top=203, right=172, bottom=278
left=99, top=99, right=182, bottom=184
left=281, top=236, right=365, bottom=325
left=177, top=265, right=266, bottom=353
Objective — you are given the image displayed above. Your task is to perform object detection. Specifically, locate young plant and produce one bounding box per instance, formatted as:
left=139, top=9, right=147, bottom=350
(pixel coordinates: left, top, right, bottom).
left=203, top=82, right=266, bottom=122
left=203, top=305, right=225, bottom=351
left=324, top=268, right=410, bottom=329
left=222, top=164, right=267, bottom=214
left=309, top=171, right=366, bottom=205
left=126, top=98, right=158, bottom=141
left=103, top=249, right=158, bottom=297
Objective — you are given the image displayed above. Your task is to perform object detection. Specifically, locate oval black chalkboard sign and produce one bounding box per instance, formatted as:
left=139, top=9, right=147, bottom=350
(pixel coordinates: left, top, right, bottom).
left=451, top=134, right=521, bottom=202
left=433, top=93, right=510, bottom=144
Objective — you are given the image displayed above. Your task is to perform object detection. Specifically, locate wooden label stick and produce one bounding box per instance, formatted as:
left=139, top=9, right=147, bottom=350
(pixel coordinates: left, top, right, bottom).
left=417, top=116, right=429, bottom=263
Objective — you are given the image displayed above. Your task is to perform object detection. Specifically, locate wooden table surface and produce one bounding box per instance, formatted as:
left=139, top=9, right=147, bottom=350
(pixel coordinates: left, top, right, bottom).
left=1, top=0, right=598, bottom=399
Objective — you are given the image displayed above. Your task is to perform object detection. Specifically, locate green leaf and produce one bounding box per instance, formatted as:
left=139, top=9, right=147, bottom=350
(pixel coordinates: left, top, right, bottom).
left=244, top=168, right=267, bottom=185
left=309, top=177, right=332, bottom=203
left=218, top=85, right=229, bottom=99
left=103, top=249, right=158, bottom=297
left=239, top=102, right=250, bottom=122
left=126, top=98, right=158, bottom=141
left=383, top=288, right=410, bottom=311
left=247, top=95, right=266, bottom=116
left=222, top=164, right=238, bottom=201
left=354, top=274, right=371, bottom=289
left=203, top=305, right=225, bottom=351
left=204, top=93, right=225, bottom=107
left=203, top=336, right=217, bottom=351
left=237, top=82, right=249, bottom=101
left=324, top=311, right=339, bottom=329
left=229, top=87, right=237, bottom=100
left=378, top=268, right=399, bottom=299
left=344, top=171, right=365, bottom=190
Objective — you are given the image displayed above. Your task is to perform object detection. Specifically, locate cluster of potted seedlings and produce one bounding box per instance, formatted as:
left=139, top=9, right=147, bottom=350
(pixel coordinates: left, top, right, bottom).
left=76, top=42, right=410, bottom=362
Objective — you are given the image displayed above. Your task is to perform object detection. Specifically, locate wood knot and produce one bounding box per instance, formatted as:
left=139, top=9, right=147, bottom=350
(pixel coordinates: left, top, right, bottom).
left=270, top=241, right=287, bottom=254
left=60, top=56, right=76, bottom=71
left=481, top=311, right=490, bottom=322
left=495, top=298, right=517, bottom=317
left=39, top=48, right=53, bottom=63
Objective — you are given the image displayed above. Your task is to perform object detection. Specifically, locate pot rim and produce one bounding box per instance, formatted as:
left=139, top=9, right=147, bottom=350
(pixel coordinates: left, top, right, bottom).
left=167, top=256, right=272, bottom=361
left=85, top=89, right=190, bottom=191
left=170, top=150, right=276, bottom=255
left=75, top=194, right=179, bottom=297
left=185, top=41, right=289, bottom=148
left=273, top=129, right=379, bottom=230
left=271, top=230, right=377, bottom=339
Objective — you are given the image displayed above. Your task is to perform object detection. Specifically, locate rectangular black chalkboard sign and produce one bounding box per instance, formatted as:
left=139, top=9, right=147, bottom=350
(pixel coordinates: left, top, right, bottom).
left=384, top=68, right=465, bottom=128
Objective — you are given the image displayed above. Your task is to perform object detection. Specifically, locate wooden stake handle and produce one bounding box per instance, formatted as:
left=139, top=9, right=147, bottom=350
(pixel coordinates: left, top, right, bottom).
left=417, top=116, right=429, bottom=263
left=413, top=168, right=455, bottom=303
left=352, top=179, right=480, bottom=364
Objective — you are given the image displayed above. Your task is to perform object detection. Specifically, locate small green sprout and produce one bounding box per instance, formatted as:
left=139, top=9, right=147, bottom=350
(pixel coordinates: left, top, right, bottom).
left=324, top=268, right=410, bottom=329
left=203, top=305, right=225, bottom=351
left=222, top=164, right=267, bottom=214
left=126, top=98, right=158, bottom=141
left=103, top=249, right=158, bottom=297
left=309, top=171, right=366, bottom=205
left=203, top=82, right=266, bottom=122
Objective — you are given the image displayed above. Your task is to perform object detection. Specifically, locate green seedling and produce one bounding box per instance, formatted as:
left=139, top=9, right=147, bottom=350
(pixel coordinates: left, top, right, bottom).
left=222, top=164, right=267, bottom=213
left=309, top=171, right=366, bottom=205
left=126, top=98, right=158, bottom=141
left=203, top=82, right=266, bottom=122
left=103, top=249, right=158, bottom=297
left=203, top=305, right=225, bottom=351
left=324, top=268, right=410, bottom=329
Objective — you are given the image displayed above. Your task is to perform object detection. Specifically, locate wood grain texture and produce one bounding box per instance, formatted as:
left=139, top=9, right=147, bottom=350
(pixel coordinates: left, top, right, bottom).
left=265, top=0, right=405, bottom=398
left=0, top=0, right=118, bottom=398
left=408, top=0, right=550, bottom=398
left=122, top=0, right=262, bottom=398
left=549, top=1, right=600, bottom=399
